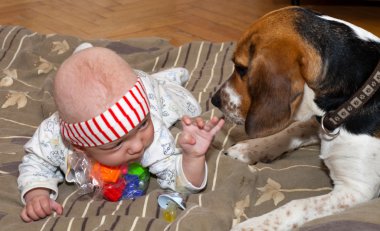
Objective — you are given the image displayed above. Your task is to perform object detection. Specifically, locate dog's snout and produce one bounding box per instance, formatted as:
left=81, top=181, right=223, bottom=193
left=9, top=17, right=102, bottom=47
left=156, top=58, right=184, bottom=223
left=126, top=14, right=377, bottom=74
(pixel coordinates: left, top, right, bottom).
left=211, top=90, right=221, bottom=108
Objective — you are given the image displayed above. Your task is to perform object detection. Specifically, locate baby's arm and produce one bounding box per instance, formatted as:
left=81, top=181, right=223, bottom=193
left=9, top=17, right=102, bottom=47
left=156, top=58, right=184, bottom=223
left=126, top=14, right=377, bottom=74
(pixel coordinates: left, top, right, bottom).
left=18, top=113, right=66, bottom=222
left=178, top=116, right=224, bottom=187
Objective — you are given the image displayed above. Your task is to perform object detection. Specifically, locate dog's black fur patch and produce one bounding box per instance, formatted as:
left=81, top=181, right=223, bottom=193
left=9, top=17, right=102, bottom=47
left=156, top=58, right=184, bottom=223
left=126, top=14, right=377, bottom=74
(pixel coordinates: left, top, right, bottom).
left=293, top=8, right=380, bottom=135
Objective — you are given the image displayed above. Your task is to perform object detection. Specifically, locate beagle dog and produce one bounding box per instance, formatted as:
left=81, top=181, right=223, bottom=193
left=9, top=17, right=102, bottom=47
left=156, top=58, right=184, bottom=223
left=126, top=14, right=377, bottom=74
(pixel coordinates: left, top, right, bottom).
left=211, top=6, right=380, bottom=231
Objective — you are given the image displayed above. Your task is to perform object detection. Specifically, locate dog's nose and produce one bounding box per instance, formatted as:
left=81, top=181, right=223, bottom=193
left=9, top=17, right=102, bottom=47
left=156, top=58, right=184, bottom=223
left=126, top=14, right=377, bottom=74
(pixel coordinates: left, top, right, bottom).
left=211, top=90, right=221, bottom=108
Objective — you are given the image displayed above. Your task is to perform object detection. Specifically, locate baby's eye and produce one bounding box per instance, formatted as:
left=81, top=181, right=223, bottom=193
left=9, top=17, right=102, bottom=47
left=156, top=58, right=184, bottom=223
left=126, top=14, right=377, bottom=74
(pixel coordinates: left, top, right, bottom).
left=102, top=140, right=123, bottom=151
left=139, top=119, right=149, bottom=129
left=114, top=140, right=123, bottom=148
left=97, top=140, right=123, bottom=151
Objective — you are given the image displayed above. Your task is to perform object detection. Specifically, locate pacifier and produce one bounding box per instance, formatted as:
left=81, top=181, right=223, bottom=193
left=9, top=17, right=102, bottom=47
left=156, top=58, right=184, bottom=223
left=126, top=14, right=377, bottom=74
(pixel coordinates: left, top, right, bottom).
left=158, top=192, right=186, bottom=222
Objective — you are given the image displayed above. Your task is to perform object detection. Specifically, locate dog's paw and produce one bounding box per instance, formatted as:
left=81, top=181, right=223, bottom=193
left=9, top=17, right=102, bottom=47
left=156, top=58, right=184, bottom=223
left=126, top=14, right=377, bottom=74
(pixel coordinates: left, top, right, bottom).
left=225, top=143, right=256, bottom=164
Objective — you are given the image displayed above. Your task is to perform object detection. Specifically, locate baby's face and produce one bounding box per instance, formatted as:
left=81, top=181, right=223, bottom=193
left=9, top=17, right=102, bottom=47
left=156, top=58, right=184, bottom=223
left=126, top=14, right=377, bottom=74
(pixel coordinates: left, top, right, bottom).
left=83, top=115, right=154, bottom=167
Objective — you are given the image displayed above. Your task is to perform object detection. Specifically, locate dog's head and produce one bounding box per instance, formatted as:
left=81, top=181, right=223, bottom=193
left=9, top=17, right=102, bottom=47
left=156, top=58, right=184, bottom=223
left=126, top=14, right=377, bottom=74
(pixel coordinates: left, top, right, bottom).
left=211, top=7, right=322, bottom=138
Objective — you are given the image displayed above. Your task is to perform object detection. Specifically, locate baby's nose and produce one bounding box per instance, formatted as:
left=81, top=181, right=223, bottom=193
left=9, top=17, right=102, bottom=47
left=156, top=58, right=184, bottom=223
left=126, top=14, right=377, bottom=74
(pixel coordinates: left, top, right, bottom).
left=127, top=141, right=144, bottom=155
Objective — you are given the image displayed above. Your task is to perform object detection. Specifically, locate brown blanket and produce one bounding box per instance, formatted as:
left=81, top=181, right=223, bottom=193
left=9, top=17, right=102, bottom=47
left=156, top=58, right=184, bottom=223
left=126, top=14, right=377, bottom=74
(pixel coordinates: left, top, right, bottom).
left=0, top=25, right=379, bottom=231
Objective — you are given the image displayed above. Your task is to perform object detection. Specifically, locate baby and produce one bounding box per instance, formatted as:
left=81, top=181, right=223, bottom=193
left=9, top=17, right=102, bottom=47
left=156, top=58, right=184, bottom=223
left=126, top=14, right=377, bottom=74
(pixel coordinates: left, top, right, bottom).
left=18, top=46, right=224, bottom=222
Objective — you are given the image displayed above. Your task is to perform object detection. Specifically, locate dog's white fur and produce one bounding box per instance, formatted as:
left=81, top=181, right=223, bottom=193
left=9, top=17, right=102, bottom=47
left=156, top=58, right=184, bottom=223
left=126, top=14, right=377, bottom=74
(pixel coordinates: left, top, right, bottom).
left=222, top=82, right=245, bottom=125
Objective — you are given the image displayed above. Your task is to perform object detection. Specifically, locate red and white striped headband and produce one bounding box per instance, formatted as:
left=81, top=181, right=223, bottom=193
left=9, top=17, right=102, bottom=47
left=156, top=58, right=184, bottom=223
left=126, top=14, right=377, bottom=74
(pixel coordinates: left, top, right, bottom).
left=60, top=78, right=150, bottom=147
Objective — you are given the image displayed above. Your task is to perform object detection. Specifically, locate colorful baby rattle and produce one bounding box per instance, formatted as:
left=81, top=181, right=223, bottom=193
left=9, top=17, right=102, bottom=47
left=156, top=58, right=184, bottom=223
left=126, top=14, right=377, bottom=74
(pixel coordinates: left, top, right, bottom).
left=91, top=162, right=150, bottom=201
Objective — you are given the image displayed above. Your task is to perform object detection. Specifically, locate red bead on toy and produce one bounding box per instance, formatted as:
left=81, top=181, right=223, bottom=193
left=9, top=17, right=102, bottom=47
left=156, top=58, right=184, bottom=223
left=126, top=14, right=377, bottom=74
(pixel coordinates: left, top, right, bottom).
left=102, top=177, right=127, bottom=201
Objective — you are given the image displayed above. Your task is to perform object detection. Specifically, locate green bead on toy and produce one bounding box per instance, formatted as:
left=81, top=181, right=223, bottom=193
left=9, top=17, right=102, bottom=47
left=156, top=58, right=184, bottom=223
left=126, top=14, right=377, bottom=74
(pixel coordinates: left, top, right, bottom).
left=128, top=162, right=149, bottom=181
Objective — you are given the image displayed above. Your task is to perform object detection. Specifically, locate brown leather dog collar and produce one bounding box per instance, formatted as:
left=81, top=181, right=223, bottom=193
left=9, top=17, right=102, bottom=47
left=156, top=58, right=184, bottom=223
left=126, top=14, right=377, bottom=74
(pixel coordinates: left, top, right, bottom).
left=321, top=60, right=380, bottom=138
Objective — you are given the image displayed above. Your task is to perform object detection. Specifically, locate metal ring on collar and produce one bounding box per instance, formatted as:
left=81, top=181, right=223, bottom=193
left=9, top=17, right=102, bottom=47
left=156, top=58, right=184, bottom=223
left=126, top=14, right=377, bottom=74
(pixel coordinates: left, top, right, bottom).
left=321, top=114, right=340, bottom=139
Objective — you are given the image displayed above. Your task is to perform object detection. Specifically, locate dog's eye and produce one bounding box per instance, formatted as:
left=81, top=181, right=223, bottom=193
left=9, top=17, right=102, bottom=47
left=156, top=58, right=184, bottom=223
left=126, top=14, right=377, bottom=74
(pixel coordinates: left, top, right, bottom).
left=235, top=65, right=248, bottom=77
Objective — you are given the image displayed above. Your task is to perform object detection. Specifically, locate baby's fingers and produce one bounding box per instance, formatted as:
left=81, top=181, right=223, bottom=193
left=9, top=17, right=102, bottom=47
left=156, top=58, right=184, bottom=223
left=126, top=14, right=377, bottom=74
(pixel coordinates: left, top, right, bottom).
left=181, top=115, right=192, bottom=126
left=50, top=200, right=63, bottom=215
left=195, top=117, right=205, bottom=128
left=209, top=117, right=225, bottom=134
left=211, top=116, right=222, bottom=124
left=34, top=198, right=52, bottom=219
left=25, top=202, right=41, bottom=221
left=181, top=116, right=205, bottom=129
left=20, top=207, right=32, bottom=223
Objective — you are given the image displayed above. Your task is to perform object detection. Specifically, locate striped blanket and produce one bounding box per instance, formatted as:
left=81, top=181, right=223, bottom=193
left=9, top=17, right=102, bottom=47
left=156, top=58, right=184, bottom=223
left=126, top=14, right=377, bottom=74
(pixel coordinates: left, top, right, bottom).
left=1, top=26, right=380, bottom=231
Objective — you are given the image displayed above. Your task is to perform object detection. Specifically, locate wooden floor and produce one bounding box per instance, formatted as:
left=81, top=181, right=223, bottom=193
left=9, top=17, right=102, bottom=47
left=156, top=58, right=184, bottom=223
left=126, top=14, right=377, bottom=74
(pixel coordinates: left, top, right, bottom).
left=0, top=0, right=379, bottom=45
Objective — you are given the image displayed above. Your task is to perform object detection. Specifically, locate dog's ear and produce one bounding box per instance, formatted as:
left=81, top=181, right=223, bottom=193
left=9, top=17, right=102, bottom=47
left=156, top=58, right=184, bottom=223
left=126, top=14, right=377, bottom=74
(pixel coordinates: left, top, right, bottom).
left=245, top=52, right=303, bottom=138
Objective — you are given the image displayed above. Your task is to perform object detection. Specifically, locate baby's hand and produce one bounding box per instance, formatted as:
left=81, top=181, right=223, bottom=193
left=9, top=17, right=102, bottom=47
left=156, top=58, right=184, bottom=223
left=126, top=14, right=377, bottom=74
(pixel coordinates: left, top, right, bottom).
left=20, top=188, right=63, bottom=222
left=179, top=115, right=224, bottom=158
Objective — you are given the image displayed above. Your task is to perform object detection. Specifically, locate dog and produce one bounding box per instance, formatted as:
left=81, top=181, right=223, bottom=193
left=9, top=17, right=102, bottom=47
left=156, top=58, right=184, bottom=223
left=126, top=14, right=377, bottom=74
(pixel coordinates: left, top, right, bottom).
left=211, top=6, right=380, bottom=231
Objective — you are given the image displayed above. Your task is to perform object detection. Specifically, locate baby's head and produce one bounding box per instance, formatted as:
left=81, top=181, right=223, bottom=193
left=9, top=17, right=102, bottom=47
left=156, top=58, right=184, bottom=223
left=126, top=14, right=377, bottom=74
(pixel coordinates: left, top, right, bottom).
left=54, top=47, right=137, bottom=123
left=54, top=47, right=154, bottom=166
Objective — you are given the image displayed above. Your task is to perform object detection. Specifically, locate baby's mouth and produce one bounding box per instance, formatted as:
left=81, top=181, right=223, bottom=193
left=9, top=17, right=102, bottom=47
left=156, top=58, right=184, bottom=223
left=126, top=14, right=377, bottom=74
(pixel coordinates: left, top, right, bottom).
left=129, top=151, right=144, bottom=163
